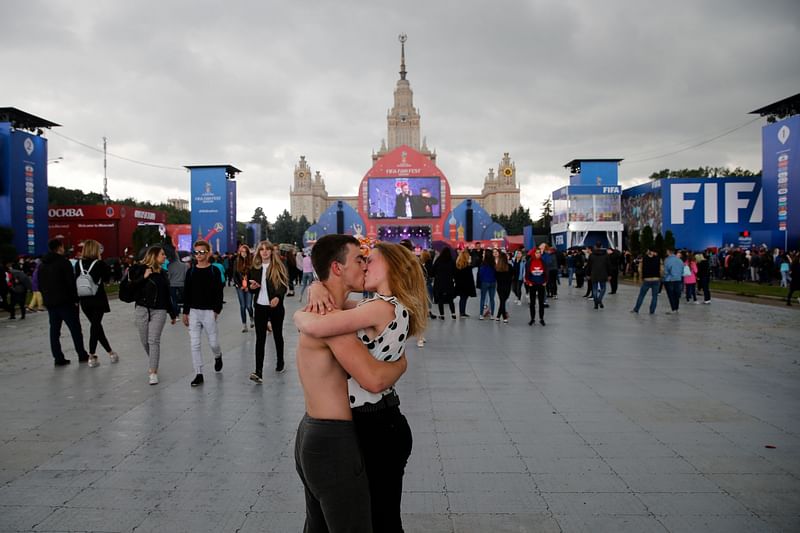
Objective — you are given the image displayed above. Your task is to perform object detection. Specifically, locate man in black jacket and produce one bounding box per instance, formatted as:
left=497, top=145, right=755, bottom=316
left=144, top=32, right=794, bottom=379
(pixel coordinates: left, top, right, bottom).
left=587, top=242, right=611, bottom=310
left=38, top=239, right=90, bottom=365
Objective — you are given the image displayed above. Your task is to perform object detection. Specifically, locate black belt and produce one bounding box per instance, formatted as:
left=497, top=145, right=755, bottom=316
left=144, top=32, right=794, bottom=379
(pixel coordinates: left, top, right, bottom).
left=352, top=391, right=400, bottom=413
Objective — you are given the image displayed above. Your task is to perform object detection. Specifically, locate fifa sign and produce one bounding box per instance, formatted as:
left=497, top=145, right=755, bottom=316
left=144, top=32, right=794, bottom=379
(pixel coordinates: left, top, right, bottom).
left=669, top=181, right=763, bottom=225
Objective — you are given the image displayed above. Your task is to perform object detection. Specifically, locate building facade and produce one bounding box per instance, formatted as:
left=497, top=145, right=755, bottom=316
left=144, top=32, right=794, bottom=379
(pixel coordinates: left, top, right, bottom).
left=289, top=37, right=521, bottom=223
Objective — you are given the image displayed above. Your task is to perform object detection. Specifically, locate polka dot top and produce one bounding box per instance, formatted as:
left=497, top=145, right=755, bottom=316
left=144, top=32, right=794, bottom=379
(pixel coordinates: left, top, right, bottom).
left=348, top=294, right=410, bottom=408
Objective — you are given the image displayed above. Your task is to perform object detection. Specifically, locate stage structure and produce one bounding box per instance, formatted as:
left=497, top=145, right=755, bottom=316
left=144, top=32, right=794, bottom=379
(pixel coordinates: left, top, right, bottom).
left=550, top=159, right=624, bottom=250
left=752, top=93, right=800, bottom=250
left=186, top=165, right=240, bottom=254
left=0, top=108, right=58, bottom=256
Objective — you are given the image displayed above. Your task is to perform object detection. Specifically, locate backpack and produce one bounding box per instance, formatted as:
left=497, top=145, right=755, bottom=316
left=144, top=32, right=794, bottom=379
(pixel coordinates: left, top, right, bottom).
left=118, top=266, right=138, bottom=303
left=76, top=260, right=99, bottom=297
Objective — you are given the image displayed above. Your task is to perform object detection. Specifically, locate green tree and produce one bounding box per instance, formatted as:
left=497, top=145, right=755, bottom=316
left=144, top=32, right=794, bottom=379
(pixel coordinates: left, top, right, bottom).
left=538, top=198, right=553, bottom=229
left=648, top=166, right=759, bottom=180
left=272, top=210, right=296, bottom=244
left=664, top=230, right=676, bottom=252
left=132, top=225, right=163, bottom=254
left=640, top=225, right=654, bottom=253
left=250, top=207, right=271, bottom=241
left=629, top=230, right=640, bottom=255
left=295, top=215, right=311, bottom=246
left=654, top=232, right=665, bottom=258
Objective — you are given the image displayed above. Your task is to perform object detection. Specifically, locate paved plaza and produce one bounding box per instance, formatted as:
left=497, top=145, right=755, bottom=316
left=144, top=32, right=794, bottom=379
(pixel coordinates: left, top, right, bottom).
left=1, top=282, right=799, bottom=532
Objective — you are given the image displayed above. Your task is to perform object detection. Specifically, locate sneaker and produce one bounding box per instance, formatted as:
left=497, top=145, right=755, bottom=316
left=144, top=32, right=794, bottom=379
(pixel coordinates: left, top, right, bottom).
left=479, top=316, right=484, bottom=321
left=516, top=300, right=522, bottom=306
left=109, top=352, right=119, bottom=363
left=540, top=319, right=546, bottom=326
left=249, top=372, right=263, bottom=384
left=630, top=309, right=638, bottom=313
left=665, top=310, right=674, bottom=315
left=703, top=300, right=712, bottom=304
left=190, top=374, right=204, bottom=387
left=54, top=358, right=71, bottom=366
left=88, top=355, right=100, bottom=368
left=416, top=339, right=425, bottom=348
left=692, top=301, right=700, bottom=305
left=242, top=325, right=248, bottom=333
left=599, top=303, right=604, bottom=309
left=494, top=316, right=500, bottom=321
left=503, top=318, right=509, bottom=324
left=250, top=321, right=255, bottom=329
left=214, top=355, right=223, bottom=372
left=451, top=314, right=457, bottom=319
left=149, top=373, right=159, bottom=385
left=439, top=315, right=445, bottom=320
left=275, top=362, right=286, bottom=374
left=461, top=314, right=470, bottom=318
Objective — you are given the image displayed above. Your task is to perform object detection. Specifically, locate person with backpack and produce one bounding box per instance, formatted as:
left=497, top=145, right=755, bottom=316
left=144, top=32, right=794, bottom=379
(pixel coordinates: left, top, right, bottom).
left=38, top=239, right=91, bottom=366
left=129, top=245, right=176, bottom=385
left=74, top=239, right=118, bottom=368
left=182, top=240, right=224, bottom=387
left=5, top=260, right=32, bottom=320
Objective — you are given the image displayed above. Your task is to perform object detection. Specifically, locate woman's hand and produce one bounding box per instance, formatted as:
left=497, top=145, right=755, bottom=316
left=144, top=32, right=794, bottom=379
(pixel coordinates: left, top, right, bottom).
left=143, top=267, right=152, bottom=279
left=270, top=297, right=279, bottom=307
left=249, top=279, right=260, bottom=290
left=304, top=281, right=336, bottom=315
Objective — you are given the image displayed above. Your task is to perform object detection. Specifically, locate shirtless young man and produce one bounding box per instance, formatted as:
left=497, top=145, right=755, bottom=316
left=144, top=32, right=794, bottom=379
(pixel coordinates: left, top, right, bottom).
left=294, top=234, right=406, bottom=533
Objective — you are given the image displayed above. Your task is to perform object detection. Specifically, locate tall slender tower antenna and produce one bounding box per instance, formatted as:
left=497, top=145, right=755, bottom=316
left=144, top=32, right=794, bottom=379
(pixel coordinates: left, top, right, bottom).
left=102, top=136, right=109, bottom=204
left=399, top=34, right=407, bottom=80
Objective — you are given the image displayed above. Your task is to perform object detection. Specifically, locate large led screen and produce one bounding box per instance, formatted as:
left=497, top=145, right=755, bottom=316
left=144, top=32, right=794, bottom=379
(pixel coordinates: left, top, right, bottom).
left=367, top=177, right=441, bottom=219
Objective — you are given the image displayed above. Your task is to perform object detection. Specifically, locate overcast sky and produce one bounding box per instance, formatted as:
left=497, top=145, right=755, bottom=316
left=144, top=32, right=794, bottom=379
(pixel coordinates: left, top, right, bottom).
left=3, top=0, right=798, bottom=222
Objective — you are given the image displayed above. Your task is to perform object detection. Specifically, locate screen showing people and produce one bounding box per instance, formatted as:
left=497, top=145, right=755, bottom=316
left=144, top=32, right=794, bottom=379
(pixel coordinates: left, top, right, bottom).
left=368, top=177, right=441, bottom=219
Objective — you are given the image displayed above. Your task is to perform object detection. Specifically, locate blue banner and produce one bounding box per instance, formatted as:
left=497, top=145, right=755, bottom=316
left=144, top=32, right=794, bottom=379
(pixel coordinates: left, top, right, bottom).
left=226, top=179, right=237, bottom=253
left=762, top=115, right=799, bottom=248
left=190, top=167, right=229, bottom=253
left=0, top=125, right=49, bottom=255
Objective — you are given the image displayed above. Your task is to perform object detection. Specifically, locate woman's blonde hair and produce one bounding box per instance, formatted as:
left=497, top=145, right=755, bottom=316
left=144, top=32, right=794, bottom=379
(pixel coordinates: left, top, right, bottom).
left=252, top=240, right=289, bottom=290
left=141, top=245, right=165, bottom=271
left=373, top=242, right=428, bottom=338
left=456, top=249, right=471, bottom=269
left=82, top=239, right=101, bottom=260
left=419, top=250, right=431, bottom=264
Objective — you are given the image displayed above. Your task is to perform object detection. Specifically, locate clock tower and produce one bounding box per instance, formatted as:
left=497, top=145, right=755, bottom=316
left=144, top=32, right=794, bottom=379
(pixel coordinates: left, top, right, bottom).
left=374, top=35, right=435, bottom=163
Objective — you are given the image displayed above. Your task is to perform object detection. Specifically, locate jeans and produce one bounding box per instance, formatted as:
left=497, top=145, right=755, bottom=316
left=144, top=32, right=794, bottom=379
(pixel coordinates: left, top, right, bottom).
left=528, top=285, right=546, bottom=320
left=567, top=267, right=575, bottom=287
left=479, top=282, right=496, bottom=316
left=254, top=302, right=285, bottom=375
left=459, top=295, right=469, bottom=315
left=593, top=281, right=607, bottom=306
left=664, top=281, right=683, bottom=311
left=48, top=304, right=89, bottom=361
left=188, top=308, right=222, bottom=374
left=633, top=280, right=660, bottom=314
left=300, top=272, right=314, bottom=299
left=698, top=277, right=711, bottom=301
left=685, top=283, right=697, bottom=302
left=169, top=286, right=183, bottom=316
left=235, top=287, right=254, bottom=325
left=781, top=271, right=789, bottom=288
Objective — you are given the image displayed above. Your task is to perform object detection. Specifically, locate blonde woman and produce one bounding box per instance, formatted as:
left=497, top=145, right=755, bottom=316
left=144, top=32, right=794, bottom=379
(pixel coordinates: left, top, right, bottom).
left=130, top=245, right=177, bottom=384
left=248, top=240, right=289, bottom=381
left=455, top=248, right=476, bottom=317
left=74, top=239, right=117, bottom=367
left=295, top=242, right=427, bottom=532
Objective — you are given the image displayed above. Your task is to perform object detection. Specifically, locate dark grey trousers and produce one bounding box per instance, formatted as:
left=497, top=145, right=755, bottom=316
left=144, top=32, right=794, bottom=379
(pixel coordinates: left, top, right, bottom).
left=295, top=415, right=372, bottom=533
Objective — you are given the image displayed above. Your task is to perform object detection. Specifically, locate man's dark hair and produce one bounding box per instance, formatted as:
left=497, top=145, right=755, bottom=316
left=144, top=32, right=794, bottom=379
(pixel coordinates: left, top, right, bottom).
left=398, top=239, right=414, bottom=251
left=48, top=238, right=63, bottom=252
left=311, top=234, right=359, bottom=281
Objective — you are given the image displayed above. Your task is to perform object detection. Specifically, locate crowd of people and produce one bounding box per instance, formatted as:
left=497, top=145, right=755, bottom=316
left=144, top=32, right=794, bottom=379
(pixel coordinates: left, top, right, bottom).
left=3, top=233, right=800, bottom=532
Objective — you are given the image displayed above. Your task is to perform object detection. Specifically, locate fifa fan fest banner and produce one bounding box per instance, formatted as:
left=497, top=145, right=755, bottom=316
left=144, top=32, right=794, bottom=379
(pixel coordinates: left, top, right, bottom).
left=762, top=115, right=800, bottom=249
left=189, top=166, right=237, bottom=254
left=0, top=124, right=49, bottom=256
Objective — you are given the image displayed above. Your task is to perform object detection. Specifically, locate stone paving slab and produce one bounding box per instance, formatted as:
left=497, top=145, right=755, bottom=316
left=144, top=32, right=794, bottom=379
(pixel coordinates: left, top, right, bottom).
left=1, top=283, right=799, bottom=532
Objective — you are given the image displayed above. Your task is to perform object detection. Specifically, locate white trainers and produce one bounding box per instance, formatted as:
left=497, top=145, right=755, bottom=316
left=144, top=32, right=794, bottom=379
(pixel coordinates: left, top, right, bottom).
left=109, top=352, right=119, bottom=363
left=88, top=355, right=99, bottom=368
left=416, top=338, right=425, bottom=348
left=149, top=373, right=159, bottom=385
